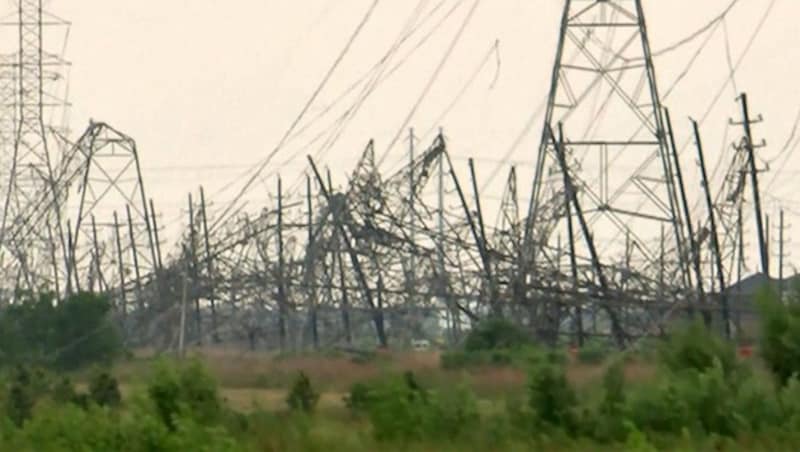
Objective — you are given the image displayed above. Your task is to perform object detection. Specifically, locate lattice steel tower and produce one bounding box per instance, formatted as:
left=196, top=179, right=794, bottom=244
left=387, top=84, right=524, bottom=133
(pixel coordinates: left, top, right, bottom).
left=0, top=0, right=70, bottom=294
left=526, top=0, right=698, bottom=339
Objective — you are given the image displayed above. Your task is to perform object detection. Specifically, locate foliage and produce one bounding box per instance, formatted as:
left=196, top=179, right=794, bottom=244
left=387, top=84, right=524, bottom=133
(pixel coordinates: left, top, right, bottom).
left=591, top=360, right=627, bottom=441
left=577, top=339, right=612, bottom=364
left=463, top=317, right=531, bottom=352
left=527, top=355, right=577, bottom=431
left=343, top=382, right=374, bottom=414
left=146, top=358, right=223, bottom=431
left=658, top=320, right=738, bottom=379
left=2, top=351, right=800, bottom=450
left=5, top=367, right=36, bottom=427
left=355, top=371, right=480, bottom=443
left=0, top=292, right=122, bottom=371
left=51, top=377, right=80, bottom=406
left=440, top=349, right=514, bottom=369
left=88, top=370, right=121, bottom=407
left=286, top=372, right=320, bottom=414
left=757, top=287, right=800, bottom=385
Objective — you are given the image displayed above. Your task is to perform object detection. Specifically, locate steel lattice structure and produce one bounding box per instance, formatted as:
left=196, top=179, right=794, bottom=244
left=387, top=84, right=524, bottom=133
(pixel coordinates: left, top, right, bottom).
left=0, top=0, right=781, bottom=352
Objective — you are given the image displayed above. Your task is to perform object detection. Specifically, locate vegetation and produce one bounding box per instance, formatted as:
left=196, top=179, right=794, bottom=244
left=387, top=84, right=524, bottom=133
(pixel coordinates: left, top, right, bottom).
left=3, top=289, right=800, bottom=449
left=286, top=372, right=319, bottom=413
left=0, top=292, right=122, bottom=371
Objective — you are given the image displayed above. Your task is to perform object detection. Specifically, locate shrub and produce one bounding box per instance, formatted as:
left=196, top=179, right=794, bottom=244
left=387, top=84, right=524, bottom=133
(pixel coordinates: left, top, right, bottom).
left=733, top=372, right=782, bottom=432
left=527, top=357, right=577, bottom=431
left=464, top=317, right=530, bottom=352
left=757, top=288, right=800, bottom=385
left=590, top=360, right=627, bottom=441
left=0, top=292, right=122, bottom=371
left=88, top=371, right=121, bottom=407
left=286, top=372, right=319, bottom=414
left=658, top=320, right=738, bottom=379
left=363, top=371, right=479, bottom=443
left=429, top=385, right=480, bottom=440
left=51, top=377, right=90, bottom=408
left=146, top=359, right=222, bottom=431
left=12, top=403, right=123, bottom=450
left=51, top=377, right=78, bottom=405
left=576, top=339, right=612, bottom=364
left=344, top=382, right=374, bottom=414
left=440, top=349, right=514, bottom=369
left=626, top=360, right=746, bottom=437
left=6, top=367, right=35, bottom=427
left=626, top=377, right=692, bottom=434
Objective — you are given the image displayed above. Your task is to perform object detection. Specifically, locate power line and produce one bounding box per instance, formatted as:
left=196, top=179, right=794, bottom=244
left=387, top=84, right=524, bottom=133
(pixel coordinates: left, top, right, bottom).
left=209, top=0, right=382, bottom=231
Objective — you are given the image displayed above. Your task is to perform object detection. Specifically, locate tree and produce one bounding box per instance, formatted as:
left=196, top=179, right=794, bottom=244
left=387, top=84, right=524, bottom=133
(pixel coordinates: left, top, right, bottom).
left=0, top=292, right=122, bottom=371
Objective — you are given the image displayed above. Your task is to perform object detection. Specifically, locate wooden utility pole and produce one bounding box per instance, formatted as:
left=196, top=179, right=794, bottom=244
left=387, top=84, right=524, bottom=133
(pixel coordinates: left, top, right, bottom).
left=199, top=187, right=219, bottom=343
left=779, top=209, right=787, bottom=299
left=126, top=205, right=144, bottom=311
left=735, top=93, right=769, bottom=276
left=179, top=245, right=189, bottom=359
left=188, top=193, right=202, bottom=343
left=276, top=177, right=288, bottom=351
left=113, top=211, right=127, bottom=319
left=306, top=175, right=319, bottom=349
left=693, top=120, right=730, bottom=337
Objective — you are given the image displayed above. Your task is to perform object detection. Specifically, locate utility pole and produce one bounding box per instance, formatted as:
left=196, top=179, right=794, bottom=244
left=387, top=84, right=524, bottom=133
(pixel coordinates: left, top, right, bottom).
left=436, top=135, right=454, bottom=342
left=408, top=128, right=416, bottom=310
left=666, top=110, right=705, bottom=323
left=178, top=245, right=189, bottom=359
left=149, top=199, right=164, bottom=271
left=126, top=205, right=143, bottom=311
left=90, top=215, right=104, bottom=293
left=113, top=211, right=127, bottom=320
left=779, top=209, right=788, bottom=300
left=306, top=175, right=319, bottom=350
left=199, top=187, right=219, bottom=343
left=693, top=120, right=730, bottom=338
left=276, top=177, right=288, bottom=351
left=766, top=214, right=770, bottom=277
left=188, top=193, right=202, bottom=343
left=733, top=93, right=769, bottom=277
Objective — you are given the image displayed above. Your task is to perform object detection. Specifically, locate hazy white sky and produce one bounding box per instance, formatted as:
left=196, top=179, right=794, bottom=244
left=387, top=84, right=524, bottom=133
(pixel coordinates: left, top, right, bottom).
left=24, top=1, right=800, bottom=270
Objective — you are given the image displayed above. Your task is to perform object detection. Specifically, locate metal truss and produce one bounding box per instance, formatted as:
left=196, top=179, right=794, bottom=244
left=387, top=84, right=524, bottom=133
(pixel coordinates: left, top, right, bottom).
left=0, top=0, right=776, bottom=352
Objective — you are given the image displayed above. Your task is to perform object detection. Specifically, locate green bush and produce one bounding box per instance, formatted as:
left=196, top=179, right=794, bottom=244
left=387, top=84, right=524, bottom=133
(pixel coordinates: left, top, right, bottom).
left=577, top=339, right=612, bottom=364
left=363, top=371, right=479, bottom=443
left=146, top=359, right=223, bottom=431
left=440, top=349, right=514, bottom=369
left=626, top=376, right=692, bottom=434
left=464, top=317, right=530, bottom=352
left=344, top=382, right=374, bottom=414
left=757, top=288, right=800, bottom=385
left=88, top=371, right=121, bottom=407
left=527, top=357, right=577, bottom=431
left=626, top=360, right=750, bottom=437
left=286, top=372, right=319, bottom=414
left=733, top=372, right=782, bottom=432
left=51, top=377, right=80, bottom=406
left=5, top=367, right=35, bottom=427
left=0, top=292, right=122, bottom=371
left=658, top=320, right=738, bottom=379
left=590, top=360, right=627, bottom=441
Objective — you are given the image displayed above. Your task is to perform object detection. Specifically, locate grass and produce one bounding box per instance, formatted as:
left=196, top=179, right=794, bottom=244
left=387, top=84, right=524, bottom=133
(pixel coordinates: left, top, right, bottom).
left=20, top=344, right=796, bottom=451
left=104, top=346, right=664, bottom=415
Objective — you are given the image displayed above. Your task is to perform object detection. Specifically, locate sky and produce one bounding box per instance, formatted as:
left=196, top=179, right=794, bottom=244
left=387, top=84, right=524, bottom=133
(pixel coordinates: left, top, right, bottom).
left=19, top=0, right=800, bottom=273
